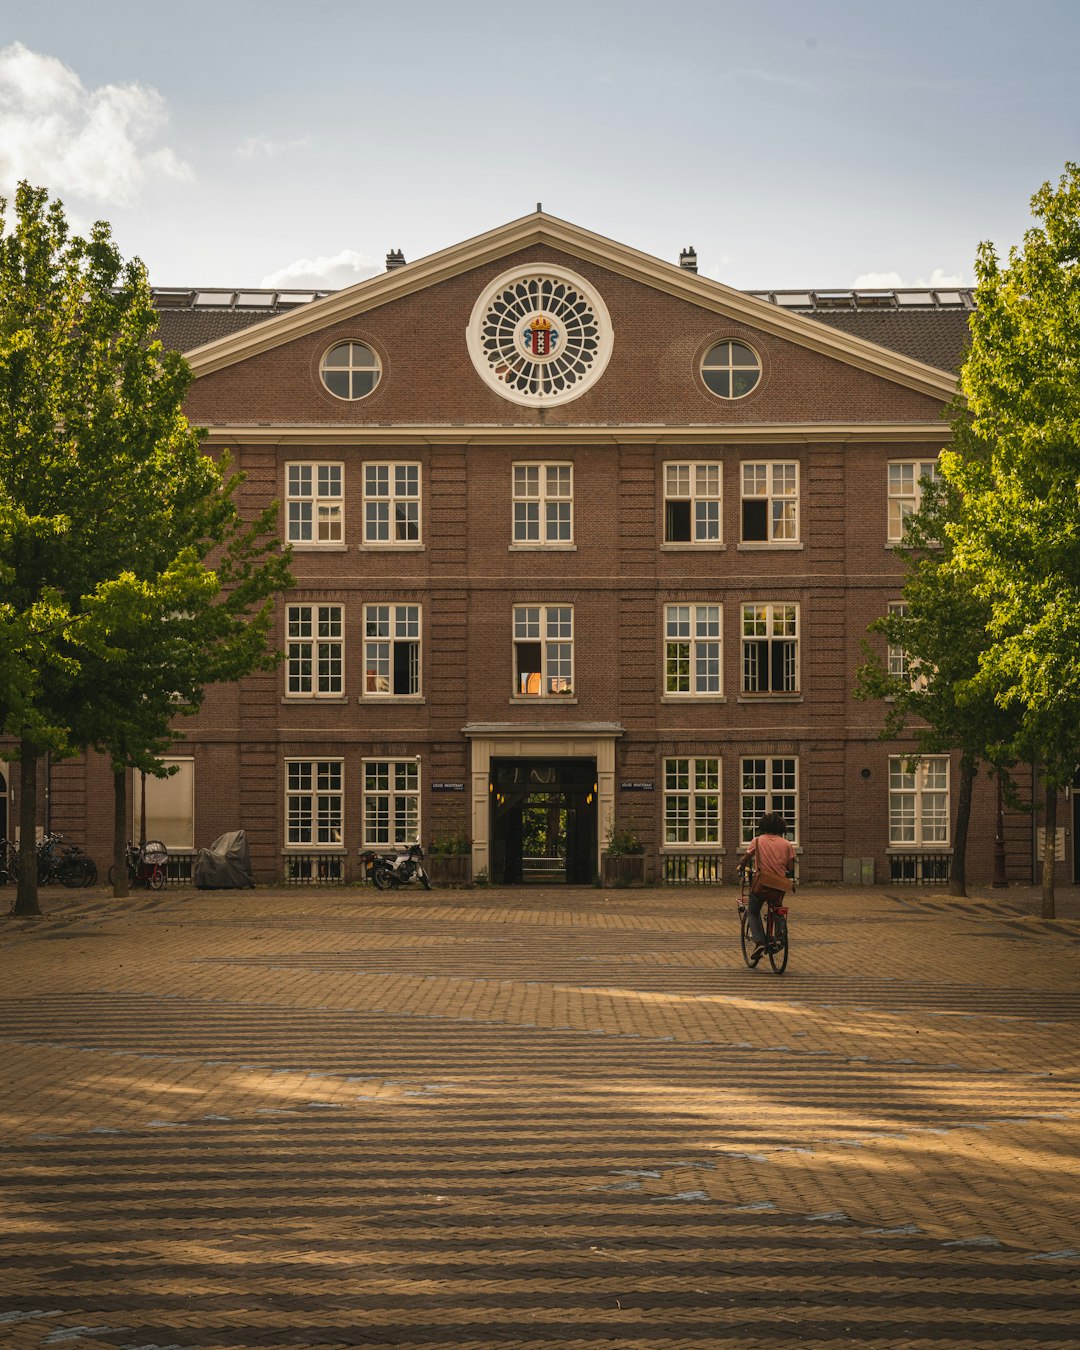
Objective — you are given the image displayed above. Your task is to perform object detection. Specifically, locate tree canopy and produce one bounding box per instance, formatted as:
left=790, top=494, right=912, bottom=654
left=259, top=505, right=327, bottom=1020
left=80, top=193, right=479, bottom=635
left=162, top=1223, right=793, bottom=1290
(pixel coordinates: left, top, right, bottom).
left=938, top=163, right=1080, bottom=914
left=0, top=182, right=291, bottom=914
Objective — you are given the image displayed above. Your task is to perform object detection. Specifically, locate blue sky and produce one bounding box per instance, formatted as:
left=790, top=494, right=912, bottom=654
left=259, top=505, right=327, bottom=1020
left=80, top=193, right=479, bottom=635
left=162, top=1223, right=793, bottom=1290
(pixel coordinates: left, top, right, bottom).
left=2, top=0, right=1078, bottom=290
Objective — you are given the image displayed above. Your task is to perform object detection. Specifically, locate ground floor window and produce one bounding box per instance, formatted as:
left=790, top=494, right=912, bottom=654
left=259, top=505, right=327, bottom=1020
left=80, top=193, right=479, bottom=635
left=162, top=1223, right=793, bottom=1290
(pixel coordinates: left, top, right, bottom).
left=740, top=757, right=798, bottom=843
left=286, top=760, right=343, bottom=847
left=363, top=759, right=419, bottom=846
left=134, top=758, right=195, bottom=850
left=663, top=757, right=721, bottom=844
left=889, top=755, right=949, bottom=844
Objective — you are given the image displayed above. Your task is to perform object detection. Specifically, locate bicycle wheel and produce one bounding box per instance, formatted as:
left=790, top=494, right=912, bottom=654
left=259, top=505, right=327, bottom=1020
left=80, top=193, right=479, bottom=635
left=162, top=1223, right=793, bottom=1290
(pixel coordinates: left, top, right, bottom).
left=149, top=864, right=165, bottom=891
left=768, top=912, right=789, bottom=974
left=60, top=860, right=83, bottom=888
left=739, top=906, right=756, bottom=967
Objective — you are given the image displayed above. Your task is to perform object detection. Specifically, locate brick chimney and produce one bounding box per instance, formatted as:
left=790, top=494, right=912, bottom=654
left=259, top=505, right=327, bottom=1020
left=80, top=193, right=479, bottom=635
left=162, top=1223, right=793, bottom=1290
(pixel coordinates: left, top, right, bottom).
left=385, top=248, right=406, bottom=271
left=679, top=246, right=698, bottom=273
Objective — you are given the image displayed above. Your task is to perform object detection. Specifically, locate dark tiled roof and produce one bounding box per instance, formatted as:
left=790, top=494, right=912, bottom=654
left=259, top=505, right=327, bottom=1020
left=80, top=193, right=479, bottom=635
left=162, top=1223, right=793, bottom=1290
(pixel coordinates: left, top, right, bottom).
left=152, top=290, right=973, bottom=374
left=806, top=309, right=972, bottom=376
left=154, top=309, right=284, bottom=353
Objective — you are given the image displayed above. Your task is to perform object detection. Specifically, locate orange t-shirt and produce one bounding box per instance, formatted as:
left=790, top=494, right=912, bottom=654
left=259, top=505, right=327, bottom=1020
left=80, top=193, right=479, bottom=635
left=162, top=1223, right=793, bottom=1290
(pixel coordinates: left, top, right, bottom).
left=746, top=833, right=795, bottom=877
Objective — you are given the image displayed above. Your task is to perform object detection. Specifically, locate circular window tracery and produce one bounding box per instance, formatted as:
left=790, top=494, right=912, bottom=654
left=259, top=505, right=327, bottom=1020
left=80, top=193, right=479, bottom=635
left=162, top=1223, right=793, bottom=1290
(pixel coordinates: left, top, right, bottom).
left=701, top=340, right=762, bottom=399
left=320, top=341, right=381, bottom=400
left=467, top=266, right=613, bottom=407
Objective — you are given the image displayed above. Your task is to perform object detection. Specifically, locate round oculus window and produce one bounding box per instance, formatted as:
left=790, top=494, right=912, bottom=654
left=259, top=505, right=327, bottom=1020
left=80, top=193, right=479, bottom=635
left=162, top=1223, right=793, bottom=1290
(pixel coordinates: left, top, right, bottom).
left=320, top=341, right=381, bottom=400
left=467, top=265, right=612, bottom=406
left=701, top=340, right=761, bottom=399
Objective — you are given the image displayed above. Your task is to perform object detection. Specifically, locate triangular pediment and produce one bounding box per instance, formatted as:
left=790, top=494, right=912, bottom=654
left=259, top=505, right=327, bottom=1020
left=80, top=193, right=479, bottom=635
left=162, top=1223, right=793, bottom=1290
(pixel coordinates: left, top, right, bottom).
left=184, top=211, right=959, bottom=404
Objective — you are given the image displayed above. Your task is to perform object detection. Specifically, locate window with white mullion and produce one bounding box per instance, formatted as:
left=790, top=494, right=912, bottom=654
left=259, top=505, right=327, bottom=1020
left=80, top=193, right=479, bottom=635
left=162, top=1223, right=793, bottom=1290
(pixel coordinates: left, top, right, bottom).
left=741, top=461, right=798, bottom=542
left=287, top=463, right=343, bottom=545
left=665, top=604, right=722, bottom=696
left=889, top=756, right=950, bottom=845
left=664, top=756, right=721, bottom=846
left=887, top=459, right=940, bottom=542
left=285, top=760, right=343, bottom=848
left=363, top=759, right=420, bottom=847
left=514, top=605, right=574, bottom=697
left=740, top=757, right=798, bottom=844
left=513, top=463, right=573, bottom=544
left=287, top=604, right=343, bottom=698
left=741, top=602, right=799, bottom=694
left=664, top=462, right=722, bottom=544
left=364, top=604, right=421, bottom=696
left=364, top=463, right=421, bottom=544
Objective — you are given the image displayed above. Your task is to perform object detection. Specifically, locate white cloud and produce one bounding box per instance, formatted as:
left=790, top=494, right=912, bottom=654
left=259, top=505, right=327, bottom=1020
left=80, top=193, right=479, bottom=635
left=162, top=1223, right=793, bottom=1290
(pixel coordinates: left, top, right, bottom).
left=853, top=270, right=906, bottom=288
left=852, top=267, right=965, bottom=288
left=920, top=267, right=964, bottom=288
left=260, top=248, right=380, bottom=290
left=0, top=42, right=193, bottom=207
left=235, top=134, right=311, bottom=160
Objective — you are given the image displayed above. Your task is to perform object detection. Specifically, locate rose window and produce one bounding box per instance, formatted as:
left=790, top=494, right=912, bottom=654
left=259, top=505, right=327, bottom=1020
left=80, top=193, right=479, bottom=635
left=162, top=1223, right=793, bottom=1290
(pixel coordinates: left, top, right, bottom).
left=467, top=265, right=613, bottom=407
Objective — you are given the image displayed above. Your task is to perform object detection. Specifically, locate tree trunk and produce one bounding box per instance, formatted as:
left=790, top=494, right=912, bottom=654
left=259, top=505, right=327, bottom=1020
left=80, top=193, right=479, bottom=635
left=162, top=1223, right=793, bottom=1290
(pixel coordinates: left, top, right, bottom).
left=113, top=768, right=129, bottom=898
left=1041, top=782, right=1057, bottom=920
left=11, top=741, right=41, bottom=916
left=949, top=756, right=976, bottom=898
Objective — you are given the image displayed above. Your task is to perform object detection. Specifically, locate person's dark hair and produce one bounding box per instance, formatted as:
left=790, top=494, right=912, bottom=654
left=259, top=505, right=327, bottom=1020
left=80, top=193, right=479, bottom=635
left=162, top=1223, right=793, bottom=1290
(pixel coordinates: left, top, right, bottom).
left=758, top=812, right=787, bottom=837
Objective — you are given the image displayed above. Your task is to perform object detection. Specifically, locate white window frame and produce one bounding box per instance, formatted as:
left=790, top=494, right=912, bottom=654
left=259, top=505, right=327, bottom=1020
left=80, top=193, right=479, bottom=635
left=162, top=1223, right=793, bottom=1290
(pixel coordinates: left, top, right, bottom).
left=741, top=602, right=799, bottom=694
left=741, top=461, right=799, bottom=543
left=363, top=604, right=421, bottom=697
left=664, top=604, right=722, bottom=696
left=363, top=759, right=420, bottom=847
left=319, top=341, right=381, bottom=401
left=286, top=462, right=343, bottom=546
left=887, top=600, right=910, bottom=680
left=663, top=756, right=722, bottom=847
left=285, top=759, right=344, bottom=849
left=701, top=340, right=762, bottom=400
left=889, top=755, right=950, bottom=845
left=512, top=463, right=573, bottom=546
left=740, top=757, right=799, bottom=845
left=513, top=605, right=574, bottom=697
left=663, top=462, right=722, bottom=545
left=363, top=462, right=421, bottom=546
left=286, top=604, right=344, bottom=698
left=888, top=459, right=940, bottom=542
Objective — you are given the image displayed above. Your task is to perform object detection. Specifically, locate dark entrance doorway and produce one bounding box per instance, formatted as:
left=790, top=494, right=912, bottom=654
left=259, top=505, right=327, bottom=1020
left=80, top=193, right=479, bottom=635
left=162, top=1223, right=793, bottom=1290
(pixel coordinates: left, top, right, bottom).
left=489, top=757, right=597, bottom=884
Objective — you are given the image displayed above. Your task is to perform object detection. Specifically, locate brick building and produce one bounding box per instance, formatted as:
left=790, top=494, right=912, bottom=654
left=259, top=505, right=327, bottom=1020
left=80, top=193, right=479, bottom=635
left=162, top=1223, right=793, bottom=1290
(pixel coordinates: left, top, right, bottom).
left=6, top=211, right=1072, bottom=886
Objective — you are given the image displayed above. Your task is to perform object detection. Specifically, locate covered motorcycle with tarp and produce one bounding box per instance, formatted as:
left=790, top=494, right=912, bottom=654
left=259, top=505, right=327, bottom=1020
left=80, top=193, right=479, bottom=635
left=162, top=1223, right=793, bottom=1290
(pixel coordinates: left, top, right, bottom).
left=193, top=830, right=254, bottom=889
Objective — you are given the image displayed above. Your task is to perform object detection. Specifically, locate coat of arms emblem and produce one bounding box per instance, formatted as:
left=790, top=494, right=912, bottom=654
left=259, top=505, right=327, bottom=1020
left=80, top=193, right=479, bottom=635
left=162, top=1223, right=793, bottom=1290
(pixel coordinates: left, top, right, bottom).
left=521, top=314, right=558, bottom=358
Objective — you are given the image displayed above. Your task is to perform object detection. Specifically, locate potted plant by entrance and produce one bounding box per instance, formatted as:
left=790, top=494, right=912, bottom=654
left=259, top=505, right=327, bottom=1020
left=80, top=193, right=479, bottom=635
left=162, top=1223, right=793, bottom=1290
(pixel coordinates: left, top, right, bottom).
left=426, top=832, right=472, bottom=887
left=602, top=822, right=646, bottom=887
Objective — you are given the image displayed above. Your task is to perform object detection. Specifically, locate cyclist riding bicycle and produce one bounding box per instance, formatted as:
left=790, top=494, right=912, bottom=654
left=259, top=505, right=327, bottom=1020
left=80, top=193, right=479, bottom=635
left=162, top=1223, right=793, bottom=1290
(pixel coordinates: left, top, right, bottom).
left=737, top=812, right=795, bottom=966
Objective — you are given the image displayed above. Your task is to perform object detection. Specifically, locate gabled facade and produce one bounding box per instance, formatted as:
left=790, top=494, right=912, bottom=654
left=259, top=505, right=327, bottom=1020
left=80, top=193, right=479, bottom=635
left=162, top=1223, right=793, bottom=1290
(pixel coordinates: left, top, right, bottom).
left=12, top=211, right=1055, bottom=887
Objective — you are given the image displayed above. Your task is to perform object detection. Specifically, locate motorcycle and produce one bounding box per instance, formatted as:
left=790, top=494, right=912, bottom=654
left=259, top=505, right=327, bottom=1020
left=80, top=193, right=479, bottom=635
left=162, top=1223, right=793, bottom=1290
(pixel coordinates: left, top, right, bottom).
left=362, top=843, right=432, bottom=891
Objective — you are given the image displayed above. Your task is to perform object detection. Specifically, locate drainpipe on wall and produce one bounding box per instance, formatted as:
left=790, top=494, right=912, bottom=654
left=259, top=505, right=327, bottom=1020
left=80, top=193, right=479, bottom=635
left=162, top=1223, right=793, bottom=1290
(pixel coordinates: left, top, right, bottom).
left=44, top=751, right=51, bottom=835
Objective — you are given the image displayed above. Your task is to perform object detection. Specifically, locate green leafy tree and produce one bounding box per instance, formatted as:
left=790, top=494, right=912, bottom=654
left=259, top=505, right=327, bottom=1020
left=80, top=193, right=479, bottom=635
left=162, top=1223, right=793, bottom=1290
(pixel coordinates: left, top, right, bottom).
left=855, top=421, right=1019, bottom=897
left=0, top=183, right=290, bottom=914
left=945, top=162, right=1080, bottom=918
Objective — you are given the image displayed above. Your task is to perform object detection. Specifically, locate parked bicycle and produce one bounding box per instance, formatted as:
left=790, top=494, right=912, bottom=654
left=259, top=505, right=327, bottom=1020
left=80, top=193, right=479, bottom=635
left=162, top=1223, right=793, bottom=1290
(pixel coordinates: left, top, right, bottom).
left=0, top=836, right=18, bottom=885
left=737, top=863, right=790, bottom=974
left=108, top=840, right=168, bottom=890
left=37, top=832, right=98, bottom=888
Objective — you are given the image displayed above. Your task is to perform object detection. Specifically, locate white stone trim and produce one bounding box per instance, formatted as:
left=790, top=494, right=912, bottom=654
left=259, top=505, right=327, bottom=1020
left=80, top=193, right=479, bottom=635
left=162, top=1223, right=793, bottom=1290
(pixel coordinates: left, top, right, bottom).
left=184, top=211, right=960, bottom=401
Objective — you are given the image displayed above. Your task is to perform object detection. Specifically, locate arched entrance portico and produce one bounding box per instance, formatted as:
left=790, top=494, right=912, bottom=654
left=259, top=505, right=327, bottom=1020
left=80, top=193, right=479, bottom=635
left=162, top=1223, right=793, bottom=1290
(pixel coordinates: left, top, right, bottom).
left=465, top=723, right=623, bottom=884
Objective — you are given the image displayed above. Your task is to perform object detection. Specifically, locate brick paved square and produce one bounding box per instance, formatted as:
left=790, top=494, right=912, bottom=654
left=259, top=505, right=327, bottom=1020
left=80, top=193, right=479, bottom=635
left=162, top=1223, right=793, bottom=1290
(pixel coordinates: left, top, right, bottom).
left=1, top=882, right=1078, bottom=1347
